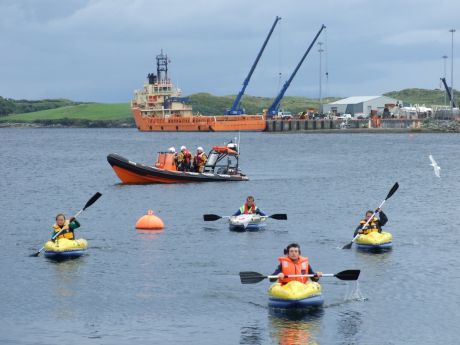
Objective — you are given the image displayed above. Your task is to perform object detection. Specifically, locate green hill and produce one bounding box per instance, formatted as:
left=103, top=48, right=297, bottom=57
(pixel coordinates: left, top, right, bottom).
left=1, top=103, right=133, bottom=127
left=0, top=97, right=85, bottom=116
left=3, top=103, right=131, bottom=121
left=189, top=93, right=336, bottom=115
left=384, top=88, right=459, bottom=106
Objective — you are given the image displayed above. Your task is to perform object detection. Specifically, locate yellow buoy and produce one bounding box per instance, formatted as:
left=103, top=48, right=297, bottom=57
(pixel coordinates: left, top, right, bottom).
left=135, top=210, right=164, bottom=230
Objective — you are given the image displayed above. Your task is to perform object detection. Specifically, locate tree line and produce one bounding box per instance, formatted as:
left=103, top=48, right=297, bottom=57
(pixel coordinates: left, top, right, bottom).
left=0, top=97, right=84, bottom=116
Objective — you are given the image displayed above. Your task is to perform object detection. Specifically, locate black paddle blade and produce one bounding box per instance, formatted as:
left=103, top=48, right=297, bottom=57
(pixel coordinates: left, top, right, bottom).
left=385, top=182, right=399, bottom=200
left=342, top=241, right=353, bottom=250
left=269, top=214, right=287, bottom=220
left=203, top=214, right=222, bottom=221
left=239, top=271, right=267, bottom=284
left=83, top=192, right=102, bottom=210
left=335, top=269, right=360, bottom=281
left=30, top=251, right=41, bottom=257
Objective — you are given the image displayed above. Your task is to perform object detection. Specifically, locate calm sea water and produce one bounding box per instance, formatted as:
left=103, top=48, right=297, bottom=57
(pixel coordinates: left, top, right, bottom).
left=1, top=128, right=459, bottom=344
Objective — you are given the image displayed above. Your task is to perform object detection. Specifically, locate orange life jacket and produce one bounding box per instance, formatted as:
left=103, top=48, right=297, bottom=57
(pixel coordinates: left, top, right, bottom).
left=194, top=152, right=206, bottom=165
left=194, top=152, right=207, bottom=172
left=182, top=149, right=192, bottom=163
left=52, top=221, right=74, bottom=240
left=240, top=203, right=257, bottom=214
left=278, top=256, right=309, bottom=284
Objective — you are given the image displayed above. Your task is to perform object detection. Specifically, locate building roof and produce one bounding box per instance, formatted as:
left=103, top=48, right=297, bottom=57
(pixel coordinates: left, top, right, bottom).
left=330, top=96, right=385, bottom=105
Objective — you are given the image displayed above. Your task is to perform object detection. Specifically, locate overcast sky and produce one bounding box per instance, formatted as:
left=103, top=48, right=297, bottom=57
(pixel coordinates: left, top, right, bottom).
left=1, top=0, right=458, bottom=102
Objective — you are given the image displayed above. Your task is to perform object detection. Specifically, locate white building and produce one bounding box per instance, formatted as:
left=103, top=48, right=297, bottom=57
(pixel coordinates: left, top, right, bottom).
left=323, top=96, right=400, bottom=117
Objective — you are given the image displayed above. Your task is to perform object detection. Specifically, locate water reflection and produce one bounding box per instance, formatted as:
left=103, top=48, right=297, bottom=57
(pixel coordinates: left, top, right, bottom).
left=136, top=229, right=164, bottom=238
left=49, top=258, right=86, bottom=320
left=268, top=310, right=323, bottom=345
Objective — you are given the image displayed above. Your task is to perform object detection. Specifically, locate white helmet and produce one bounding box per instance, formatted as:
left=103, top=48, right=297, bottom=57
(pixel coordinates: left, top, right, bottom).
left=197, top=146, right=203, bottom=152
left=180, top=145, right=186, bottom=151
left=168, top=146, right=176, bottom=153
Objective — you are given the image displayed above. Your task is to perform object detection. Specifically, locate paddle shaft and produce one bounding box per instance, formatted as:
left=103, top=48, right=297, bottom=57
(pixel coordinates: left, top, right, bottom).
left=204, top=213, right=286, bottom=221
left=267, top=273, right=332, bottom=279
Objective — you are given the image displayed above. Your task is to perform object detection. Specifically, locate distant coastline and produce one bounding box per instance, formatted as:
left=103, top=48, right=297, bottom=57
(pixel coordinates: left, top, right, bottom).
left=1, top=89, right=459, bottom=132
left=1, top=119, right=459, bottom=133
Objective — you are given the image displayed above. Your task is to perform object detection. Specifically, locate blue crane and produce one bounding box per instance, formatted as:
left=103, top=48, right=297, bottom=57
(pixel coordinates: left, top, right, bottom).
left=266, top=24, right=326, bottom=117
left=226, top=16, right=281, bottom=115
left=440, top=77, right=456, bottom=108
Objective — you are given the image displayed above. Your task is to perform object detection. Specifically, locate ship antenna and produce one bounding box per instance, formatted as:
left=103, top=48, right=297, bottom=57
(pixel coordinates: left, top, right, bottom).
left=237, top=131, right=241, bottom=155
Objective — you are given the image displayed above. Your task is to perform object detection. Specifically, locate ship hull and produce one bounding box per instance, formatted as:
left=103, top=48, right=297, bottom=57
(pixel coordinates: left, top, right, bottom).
left=132, top=108, right=266, bottom=132
left=107, top=153, right=249, bottom=184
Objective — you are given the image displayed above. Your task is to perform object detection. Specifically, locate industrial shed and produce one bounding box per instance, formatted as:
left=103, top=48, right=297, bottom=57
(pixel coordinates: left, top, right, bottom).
left=323, top=96, right=400, bottom=117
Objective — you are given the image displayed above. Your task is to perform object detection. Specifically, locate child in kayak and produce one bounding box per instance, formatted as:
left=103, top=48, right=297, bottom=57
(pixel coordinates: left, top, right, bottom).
left=233, top=196, right=266, bottom=216
left=354, top=208, right=388, bottom=237
left=51, top=214, right=80, bottom=241
left=271, top=243, right=322, bottom=284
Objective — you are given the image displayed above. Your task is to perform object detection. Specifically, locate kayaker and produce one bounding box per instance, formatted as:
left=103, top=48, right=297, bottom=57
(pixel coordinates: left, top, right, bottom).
left=233, top=196, right=266, bottom=216
left=354, top=208, right=388, bottom=236
left=271, top=243, right=322, bottom=284
left=193, top=146, right=207, bottom=172
left=51, top=214, right=80, bottom=241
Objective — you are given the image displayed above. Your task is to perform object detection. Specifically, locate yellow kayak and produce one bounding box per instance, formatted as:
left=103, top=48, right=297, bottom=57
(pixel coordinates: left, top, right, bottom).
left=356, top=231, right=392, bottom=251
left=44, top=238, right=88, bottom=260
left=268, top=281, right=323, bottom=309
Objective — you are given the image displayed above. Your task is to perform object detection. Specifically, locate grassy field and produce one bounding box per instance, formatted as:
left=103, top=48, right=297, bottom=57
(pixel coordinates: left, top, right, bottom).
left=2, top=103, right=131, bottom=121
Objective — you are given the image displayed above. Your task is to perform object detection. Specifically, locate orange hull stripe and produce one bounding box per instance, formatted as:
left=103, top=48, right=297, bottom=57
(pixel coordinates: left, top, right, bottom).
left=111, top=166, right=193, bottom=184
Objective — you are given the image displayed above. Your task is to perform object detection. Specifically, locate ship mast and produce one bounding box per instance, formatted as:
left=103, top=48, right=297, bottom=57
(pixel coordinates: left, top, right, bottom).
left=156, top=50, right=169, bottom=82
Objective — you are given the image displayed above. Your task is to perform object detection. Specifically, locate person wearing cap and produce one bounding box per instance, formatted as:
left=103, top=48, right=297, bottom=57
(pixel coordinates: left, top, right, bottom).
left=270, top=243, right=322, bottom=285
left=233, top=196, right=266, bottom=216
left=353, top=208, right=388, bottom=236
left=168, top=147, right=176, bottom=153
left=193, top=146, right=207, bottom=172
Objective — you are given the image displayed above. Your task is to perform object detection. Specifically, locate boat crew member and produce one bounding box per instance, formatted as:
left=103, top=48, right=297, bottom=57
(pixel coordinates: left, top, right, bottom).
left=271, top=243, right=322, bottom=284
left=233, top=196, right=267, bottom=216
left=177, top=145, right=192, bottom=172
left=168, top=146, right=176, bottom=153
left=354, top=208, right=388, bottom=236
left=193, top=146, right=207, bottom=172
left=51, top=214, right=80, bottom=241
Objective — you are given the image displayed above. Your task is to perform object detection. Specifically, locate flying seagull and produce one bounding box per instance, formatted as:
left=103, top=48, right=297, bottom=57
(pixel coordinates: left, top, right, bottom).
left=429, top=155, right=441, bottom=178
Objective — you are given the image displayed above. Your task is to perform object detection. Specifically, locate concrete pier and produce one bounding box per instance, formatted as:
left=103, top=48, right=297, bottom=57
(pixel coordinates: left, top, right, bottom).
left=265, top=119, right=422, bottom=132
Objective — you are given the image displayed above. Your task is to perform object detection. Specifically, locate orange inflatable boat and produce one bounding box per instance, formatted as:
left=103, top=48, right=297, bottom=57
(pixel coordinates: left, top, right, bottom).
left=107, top=144, right=249, bottom=184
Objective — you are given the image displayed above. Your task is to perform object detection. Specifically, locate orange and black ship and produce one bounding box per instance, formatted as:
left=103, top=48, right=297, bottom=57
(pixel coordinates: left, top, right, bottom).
left=131, top=51, right=265, bottom=132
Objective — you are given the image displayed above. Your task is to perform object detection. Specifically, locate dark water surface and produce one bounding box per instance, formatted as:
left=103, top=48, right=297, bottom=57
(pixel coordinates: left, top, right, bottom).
left=1, top=129, right=459, bottom=344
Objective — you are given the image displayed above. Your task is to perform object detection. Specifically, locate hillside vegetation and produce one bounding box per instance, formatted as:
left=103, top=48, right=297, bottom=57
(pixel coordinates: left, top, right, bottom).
left=384, top=88, right=459, bottom=106
left=0, top=88, right=457, bottom=126
left=189, top=93, right=337, bottom=115
left=0, top=97, right=85, bottom=116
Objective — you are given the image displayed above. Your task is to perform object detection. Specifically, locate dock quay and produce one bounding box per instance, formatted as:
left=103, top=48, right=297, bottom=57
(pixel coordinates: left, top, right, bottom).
left=265, top=118, right=422, bottom=132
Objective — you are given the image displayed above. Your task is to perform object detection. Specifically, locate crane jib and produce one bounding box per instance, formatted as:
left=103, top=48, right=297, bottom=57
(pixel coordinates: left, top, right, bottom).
left=267, top=24, right=326, bottom=116
left=227, top=16, right=282, bottom=115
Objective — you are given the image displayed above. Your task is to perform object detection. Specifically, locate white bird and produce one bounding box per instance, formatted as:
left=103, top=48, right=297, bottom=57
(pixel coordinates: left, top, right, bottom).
left=429, top=155, right=441, bottom=178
